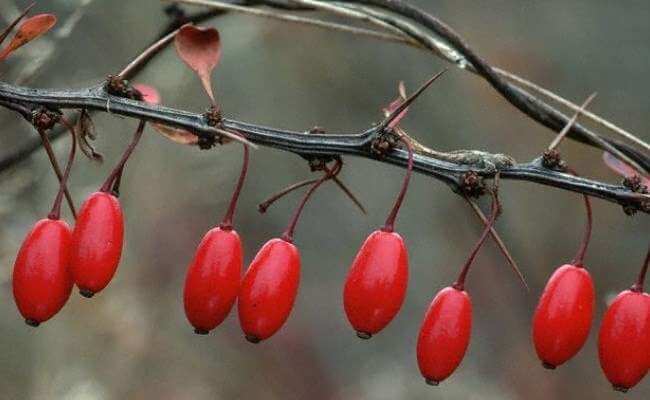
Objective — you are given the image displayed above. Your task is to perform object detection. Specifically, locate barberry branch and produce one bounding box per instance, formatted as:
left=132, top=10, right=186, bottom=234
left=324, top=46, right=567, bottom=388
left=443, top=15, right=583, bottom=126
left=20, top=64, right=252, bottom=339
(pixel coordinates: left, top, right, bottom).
left=0, top=81, right=647, bottom=213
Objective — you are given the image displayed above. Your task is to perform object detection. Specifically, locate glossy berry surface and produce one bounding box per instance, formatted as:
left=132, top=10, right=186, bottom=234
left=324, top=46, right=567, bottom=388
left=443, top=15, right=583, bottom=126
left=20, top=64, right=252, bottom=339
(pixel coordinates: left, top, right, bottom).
left=598, top=290, right=650, bottom=392
left=12, top=218, right=73, bottom=326
left=238, top=238, right=300, bottom=343
left=532, top=264, right=595, bottom=369
left=343, top=229, right=408, bottom=338
left=417, top=287, right=472, bottom=385
left=70, top=191, right=124, bottom=297
left=184, top=227, right=242, bottom=334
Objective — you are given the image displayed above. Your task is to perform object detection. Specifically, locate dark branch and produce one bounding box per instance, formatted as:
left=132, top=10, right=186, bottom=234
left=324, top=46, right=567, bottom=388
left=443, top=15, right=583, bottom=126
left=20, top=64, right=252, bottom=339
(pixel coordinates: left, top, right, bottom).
left=0, top=81, right=646, bottom=212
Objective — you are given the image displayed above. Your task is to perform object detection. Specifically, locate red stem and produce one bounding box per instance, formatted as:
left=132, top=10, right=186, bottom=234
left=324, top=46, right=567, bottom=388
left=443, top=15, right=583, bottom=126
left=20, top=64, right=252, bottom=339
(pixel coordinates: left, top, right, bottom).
left=219, top=141, right=249, bottom=230
left=100, top=120, right=145, bottom=193
left=48, top=118, right=77, bottom=220
left=566, top=168, right=592, bottom=267
left=382, top=136, right=414, bottom=232
left=258, top=178, right=317, bottom=214
left=631, top=245, right=649, bottom=293
left=281, top=159, right=341, bottom=243
left=453, top=184, right=500, bottom=291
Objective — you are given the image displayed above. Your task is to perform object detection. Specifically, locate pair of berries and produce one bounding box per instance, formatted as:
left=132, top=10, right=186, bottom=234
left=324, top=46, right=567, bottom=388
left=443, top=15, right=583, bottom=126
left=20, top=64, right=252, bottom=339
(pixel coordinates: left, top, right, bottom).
left=13, top=121, right=141, bottom=326
left=183, top=144, right=309, bottom=342
left=532, top=193, right=649, bottom=392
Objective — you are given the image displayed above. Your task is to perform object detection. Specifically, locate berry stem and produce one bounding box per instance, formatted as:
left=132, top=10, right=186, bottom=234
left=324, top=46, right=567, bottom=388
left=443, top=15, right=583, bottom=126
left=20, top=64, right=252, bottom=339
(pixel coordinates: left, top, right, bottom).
left=48, top=117, right=77, bottom=220
left=281, top=159, right=341, bottom=243
left=565, top=167, right=592, bottom=267
left=219, top=140, right=249, bottom=230
left=100, top=120, right=145, bottom=193
left=36, top=128, right=77, bottom=218
left=453, top=176, right=501, bottom=291
left=259, top=178, right=318, bottom=213
left=382, top=135, right=413, bottom=233
left=631, top=245, right=649, bottom=293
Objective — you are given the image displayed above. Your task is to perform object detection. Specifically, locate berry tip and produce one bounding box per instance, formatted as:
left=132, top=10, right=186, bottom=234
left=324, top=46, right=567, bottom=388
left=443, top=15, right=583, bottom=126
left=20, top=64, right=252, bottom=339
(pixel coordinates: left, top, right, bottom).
left=79, top=289, right=95, bottom=298
left=356, top=331, right=372, bottom=340
left=25, top=319, right=40, bottom=327
left=245, top=334, right=261, bottom=344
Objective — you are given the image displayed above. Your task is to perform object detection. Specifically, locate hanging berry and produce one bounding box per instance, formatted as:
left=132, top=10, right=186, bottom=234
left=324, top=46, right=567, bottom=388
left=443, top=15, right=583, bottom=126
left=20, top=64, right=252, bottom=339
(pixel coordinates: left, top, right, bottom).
left=342, top=136, right=412, bottom=339
left=184, top=141, right=249, bottom=334
left=13, top=117, right=76, bottom=326
left=598, top=248, right=650, bottom=392
left=238, top=160, right=341, bottom=343
left=70, top=121, right=144, bottom=297
left=417, top=183, right=500, bottom=385
left=532, top=180, right=595, bottom=369
left=342, top=71, right=446, bottom=340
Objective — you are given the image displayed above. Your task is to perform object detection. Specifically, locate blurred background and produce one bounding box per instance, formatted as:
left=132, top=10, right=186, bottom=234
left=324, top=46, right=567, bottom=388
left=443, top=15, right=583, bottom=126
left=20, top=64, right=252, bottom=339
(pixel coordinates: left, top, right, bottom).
left=0, top=1, right=648, bottom=399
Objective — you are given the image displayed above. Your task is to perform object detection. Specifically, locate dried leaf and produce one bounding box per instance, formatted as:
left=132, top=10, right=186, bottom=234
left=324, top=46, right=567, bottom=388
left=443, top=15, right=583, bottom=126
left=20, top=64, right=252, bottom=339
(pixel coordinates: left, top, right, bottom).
left=151, top=123, right=199, bottom=145
left=602, top=152, right=650, bottom=186
left=134, top=83, right=161, bottom=105
left=174, top=24, right=221, bottom=105
left=76, top=109, right=103, bottom=162
left=382, top=81, right=409, bottom=129
left=0, top=14, right=57, bottom=61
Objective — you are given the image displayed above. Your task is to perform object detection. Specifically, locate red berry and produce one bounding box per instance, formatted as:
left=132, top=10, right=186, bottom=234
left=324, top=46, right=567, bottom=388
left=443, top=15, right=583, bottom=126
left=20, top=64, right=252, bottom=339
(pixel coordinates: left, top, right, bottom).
left=598, top=290, right=650, bottom=392
left=70, top=191, right=124, bottom=297
left=532, top=264, right=595, bottom=369
left=238, top=238, right=300, bottom=342
left=12, top=218, right=73, bottom=326
left=183, top=227, right=242, bottom=334
left=343, top=229, right=408, bottom=338
left=416, top=286, right=472, bottom=385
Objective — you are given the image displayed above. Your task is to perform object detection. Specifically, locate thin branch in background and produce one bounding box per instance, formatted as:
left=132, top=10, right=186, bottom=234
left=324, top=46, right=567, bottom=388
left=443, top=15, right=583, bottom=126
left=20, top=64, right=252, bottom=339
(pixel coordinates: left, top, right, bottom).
left=494, top=67, right=650, bottom=153
left=168, top=0, right=414, bottom=46
left=465, top=196, right=528, bottom=291
left=118, top=29, right=177, bottom=78
left=548, top=93, right=597, bottom=151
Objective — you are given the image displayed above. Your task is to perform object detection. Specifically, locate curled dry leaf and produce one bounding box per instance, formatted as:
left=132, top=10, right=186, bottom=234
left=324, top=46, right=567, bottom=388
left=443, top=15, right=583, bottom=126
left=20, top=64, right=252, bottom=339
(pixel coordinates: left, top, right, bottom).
left=174, top=24, right=221, bottom=106
left=0, top=14, right=57, bottom=61
left=76, top=109, right=103, bottom=162
left=602, top=152, right=650, bottom=187
left=383, top=81, right=409, bottom=129
left=133, top=83, right=199, bottom=145
left=151, top=123, right=199, bottom=145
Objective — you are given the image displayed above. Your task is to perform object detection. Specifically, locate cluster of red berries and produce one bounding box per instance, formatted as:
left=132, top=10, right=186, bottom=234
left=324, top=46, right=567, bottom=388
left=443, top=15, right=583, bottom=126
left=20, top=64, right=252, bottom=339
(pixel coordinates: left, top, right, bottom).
left=8, top=17, right=648, bottom=393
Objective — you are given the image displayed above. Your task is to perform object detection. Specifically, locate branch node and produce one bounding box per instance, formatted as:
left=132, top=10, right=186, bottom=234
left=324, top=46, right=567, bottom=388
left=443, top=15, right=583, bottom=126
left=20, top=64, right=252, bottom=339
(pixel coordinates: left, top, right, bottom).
left=31, top=107, right=61, bottom=131
left=105, top=75, right=143, bottom=101
left=370, top=129, right=399, bottom=159
left=541, top=149, right=567, bottom=172
left=622, top=175, right=648, bottom=194
left=458, top=171, right=486, bottom=198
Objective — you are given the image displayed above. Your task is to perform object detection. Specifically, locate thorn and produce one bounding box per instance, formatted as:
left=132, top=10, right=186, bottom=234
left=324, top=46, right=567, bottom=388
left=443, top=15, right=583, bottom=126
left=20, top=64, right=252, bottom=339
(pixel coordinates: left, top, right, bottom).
left=379, top=69, right=447, bottom=131
left=547, top=92, right=597, bottom=151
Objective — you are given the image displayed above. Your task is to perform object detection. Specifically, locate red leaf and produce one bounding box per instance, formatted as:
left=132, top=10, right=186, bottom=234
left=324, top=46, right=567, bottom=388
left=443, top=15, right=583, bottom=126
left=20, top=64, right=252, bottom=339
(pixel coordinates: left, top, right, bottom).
left=0, top=14, right=57, bottom=61
left=133, top=83, right=161, bottom=105
left=174, top=24, right=221, bottom=105
left=602, top=152, right=650, bottom=186
left=382, top=81, right=409, bottom=129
